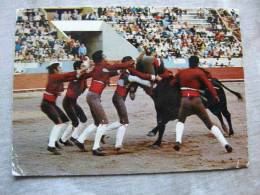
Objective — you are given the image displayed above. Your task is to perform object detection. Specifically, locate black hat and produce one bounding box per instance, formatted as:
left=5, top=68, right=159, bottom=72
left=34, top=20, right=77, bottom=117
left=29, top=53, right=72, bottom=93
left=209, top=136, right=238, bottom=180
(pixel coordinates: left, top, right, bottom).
left=189, top=56, right=199, bottom=68
left=121, top=56, right=133, bottom=63
left=73, top=61, right=83, bottom=70
left=92, top=50, right=103, bottom=63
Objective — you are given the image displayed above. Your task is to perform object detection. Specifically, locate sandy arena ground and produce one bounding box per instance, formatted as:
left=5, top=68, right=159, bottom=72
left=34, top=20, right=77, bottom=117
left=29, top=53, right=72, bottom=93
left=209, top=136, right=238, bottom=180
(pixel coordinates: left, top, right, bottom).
left=12, top=82, right=248, bottom=176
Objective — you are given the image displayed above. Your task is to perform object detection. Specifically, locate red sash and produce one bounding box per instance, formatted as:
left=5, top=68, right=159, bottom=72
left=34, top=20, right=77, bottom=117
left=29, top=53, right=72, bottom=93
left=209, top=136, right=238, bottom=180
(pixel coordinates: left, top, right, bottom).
left=116, top=85, right=127, bottom=97
left=43, top=93, right=57, bottom=102
left=89, top=80, right=106, bottom=94
left=181, top=90, right=200, bottom=97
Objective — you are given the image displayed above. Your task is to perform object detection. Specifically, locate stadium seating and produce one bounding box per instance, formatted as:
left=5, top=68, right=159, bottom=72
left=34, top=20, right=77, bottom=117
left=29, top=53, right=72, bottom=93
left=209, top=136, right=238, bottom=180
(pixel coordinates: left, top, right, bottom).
left=15, top=7, right=242, bottom=69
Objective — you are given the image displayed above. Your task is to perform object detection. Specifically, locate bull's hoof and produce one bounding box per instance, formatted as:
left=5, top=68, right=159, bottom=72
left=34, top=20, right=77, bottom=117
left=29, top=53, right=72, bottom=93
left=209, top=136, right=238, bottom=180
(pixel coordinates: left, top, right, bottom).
left=225, top=144, right=233, bottom=153
left=173, top=142, right=181, bottom=151
left=150, top=144, right=160, bottom=149
left=147, top=131, right=156, bottom=137
left=229, top=131, right=234, bottom=136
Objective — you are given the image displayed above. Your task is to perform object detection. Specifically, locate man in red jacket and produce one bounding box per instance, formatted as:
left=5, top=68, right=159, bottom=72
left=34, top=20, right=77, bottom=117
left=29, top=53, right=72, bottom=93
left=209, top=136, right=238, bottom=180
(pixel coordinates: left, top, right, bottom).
left=41, top=62, right=81, bottom=155
left=170, top=56, right=232, bottom=153
left=74, top=50, right=135, bottom=156
left=108, top=56, right=158, bottom=153
left=59, top=61, right=91, bottom=146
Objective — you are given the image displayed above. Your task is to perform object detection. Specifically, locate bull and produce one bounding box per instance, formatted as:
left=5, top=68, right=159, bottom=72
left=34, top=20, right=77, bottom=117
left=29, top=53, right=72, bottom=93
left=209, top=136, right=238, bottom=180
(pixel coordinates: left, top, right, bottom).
left=129, top=56, right=243, bottom=148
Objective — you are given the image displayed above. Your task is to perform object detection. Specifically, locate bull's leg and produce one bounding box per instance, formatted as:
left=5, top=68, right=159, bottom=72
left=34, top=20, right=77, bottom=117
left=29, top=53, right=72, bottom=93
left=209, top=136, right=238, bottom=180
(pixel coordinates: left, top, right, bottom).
left=222, top=108, right=234, bottom=136
left=215, top=112, right=229, bottom=135
left=129, top=83, right=138, bottom=100
left=147, top=110, right=162, bottom=137
left=151, top=123, right=166, bottom=149
left=147, top=126, right=158, bottom=137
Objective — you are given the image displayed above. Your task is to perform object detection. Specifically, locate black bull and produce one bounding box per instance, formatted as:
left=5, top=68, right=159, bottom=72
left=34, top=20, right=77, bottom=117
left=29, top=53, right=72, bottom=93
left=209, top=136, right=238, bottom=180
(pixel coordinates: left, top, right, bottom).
left=129, top=76, right=243, bottom=148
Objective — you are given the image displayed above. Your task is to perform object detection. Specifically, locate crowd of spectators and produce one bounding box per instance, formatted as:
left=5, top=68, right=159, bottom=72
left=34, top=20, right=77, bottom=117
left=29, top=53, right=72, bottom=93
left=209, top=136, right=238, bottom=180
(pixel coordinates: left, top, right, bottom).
left=15, top=7, right=242, bottom=63
left=15, top=9, right=87, bottom=62
left=95, top=7, right=242, bottom=59
left=218, top=9, right=241, bottom=41
left=52, top=9, right=83, bottom=20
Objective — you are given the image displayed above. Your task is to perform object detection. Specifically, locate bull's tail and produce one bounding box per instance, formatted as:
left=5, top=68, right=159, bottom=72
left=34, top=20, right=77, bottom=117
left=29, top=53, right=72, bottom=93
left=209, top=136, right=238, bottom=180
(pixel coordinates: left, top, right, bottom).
left=216, top=80, right=243, bottom=101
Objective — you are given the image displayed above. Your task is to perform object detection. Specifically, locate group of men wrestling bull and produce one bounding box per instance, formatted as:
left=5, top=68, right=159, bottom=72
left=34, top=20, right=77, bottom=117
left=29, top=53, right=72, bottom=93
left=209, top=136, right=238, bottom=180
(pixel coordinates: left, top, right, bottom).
left=41, top=50, right=232, bottom=156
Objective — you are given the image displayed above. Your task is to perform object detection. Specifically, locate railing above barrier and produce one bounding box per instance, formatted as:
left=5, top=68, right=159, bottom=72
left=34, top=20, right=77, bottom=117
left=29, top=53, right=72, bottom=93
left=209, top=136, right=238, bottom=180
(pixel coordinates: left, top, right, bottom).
left=13, top=67, right=244, bottom=91
left=14, top=58, right=243, bottom=74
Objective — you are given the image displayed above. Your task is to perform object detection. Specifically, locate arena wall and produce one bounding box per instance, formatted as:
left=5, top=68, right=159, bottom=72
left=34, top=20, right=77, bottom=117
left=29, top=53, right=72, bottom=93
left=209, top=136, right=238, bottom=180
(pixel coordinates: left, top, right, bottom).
left=51, top=21, right=139, bottom=60
left=102, top=22, right=139, bottom=60
left=13, top=67, right=244, bottom=91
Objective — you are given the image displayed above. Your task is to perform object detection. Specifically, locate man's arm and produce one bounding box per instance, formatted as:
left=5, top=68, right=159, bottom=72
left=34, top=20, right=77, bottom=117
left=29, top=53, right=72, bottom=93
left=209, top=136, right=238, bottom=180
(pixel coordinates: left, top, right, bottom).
left=169, top=72, right=179, bottom=87
left=127, top=67, right=155, bottom=81
left=158, top=69, right=173, bottom=79
left=199, top=73, right=218, bottom=98
left=109, top=70, right=120, bottom=77
left=106, top=60, right=134, bottom=70
left=50, top=72, right=77, bottom=82
left=79, top=69, right=94, bottom=80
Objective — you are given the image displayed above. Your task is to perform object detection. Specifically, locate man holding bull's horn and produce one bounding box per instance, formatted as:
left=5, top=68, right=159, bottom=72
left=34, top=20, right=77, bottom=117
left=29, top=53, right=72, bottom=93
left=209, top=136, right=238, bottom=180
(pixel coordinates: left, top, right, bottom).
left=171, top=56, right=233, bottom=153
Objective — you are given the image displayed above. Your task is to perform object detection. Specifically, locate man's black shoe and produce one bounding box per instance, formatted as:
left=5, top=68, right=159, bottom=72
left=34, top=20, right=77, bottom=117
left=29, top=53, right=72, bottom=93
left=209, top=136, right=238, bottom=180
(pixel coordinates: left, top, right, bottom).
left=173, top=142, right=181, bottom=151
left=55, top=141, right=62, bottom=149
left=59, top=138, right=74, bottom=146
left=92, top=148, right=106, bottom=156
left=74, top=140, right=87, bottom=152
left=225, top=144, right=233, bottom=153
left=47, top=146, right=61, bottom=155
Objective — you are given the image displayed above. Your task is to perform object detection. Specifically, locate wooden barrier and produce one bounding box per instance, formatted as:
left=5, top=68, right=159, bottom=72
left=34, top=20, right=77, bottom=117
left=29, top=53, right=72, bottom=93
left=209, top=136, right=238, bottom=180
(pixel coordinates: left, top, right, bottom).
left=13, top=67, right=244, bottom=91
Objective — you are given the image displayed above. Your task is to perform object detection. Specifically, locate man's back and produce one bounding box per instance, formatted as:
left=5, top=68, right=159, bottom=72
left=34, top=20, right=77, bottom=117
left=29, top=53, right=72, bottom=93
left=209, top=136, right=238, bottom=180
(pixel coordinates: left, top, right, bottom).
left=177, top=67, right=207, bottom=90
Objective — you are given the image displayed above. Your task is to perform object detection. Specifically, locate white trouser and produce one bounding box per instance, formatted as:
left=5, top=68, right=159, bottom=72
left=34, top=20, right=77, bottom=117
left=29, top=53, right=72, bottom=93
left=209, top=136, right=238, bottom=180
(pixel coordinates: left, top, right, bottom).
left=71, top=122, right=87, bottom=139
left=210, top=125, right=229, bottom=147
left=115, top=124, right=128, bottom=148
left=175, top=122, right=184, bottom=143
left=57, top=122, right=69, bottom=140
left=77, top=124, right=97, bottom=144
left=48, top=124, right=66, bottom=147
left=61, top=123, right=74, bottom=142
left=106, top=121, right=122, bottom=131
left=93, top=124, right=108, bottom=150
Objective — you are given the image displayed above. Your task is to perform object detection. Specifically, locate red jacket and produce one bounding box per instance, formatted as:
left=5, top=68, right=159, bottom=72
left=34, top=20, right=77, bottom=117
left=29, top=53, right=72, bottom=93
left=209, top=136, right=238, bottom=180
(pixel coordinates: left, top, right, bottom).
left=66, top=70, right=93, bottom=99
left=170, top=67, right=217, bottom=97
left=65, top=79, right=87, bottom=99
left=43, top=72, right=77, bottom=102
left=115, top=67, right=152, bottom=97
left=88, top=61, right=132, bottom=94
